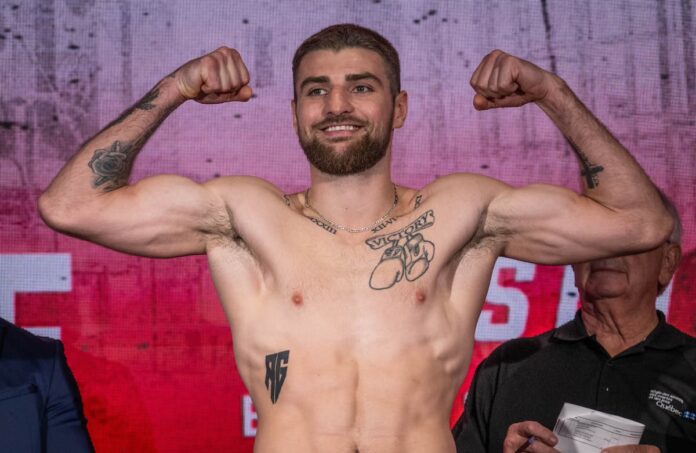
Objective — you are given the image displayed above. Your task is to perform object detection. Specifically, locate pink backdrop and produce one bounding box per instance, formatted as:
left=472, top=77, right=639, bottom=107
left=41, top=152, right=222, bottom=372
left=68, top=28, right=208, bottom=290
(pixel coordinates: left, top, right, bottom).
left=1, top=1, right=695, bottom=451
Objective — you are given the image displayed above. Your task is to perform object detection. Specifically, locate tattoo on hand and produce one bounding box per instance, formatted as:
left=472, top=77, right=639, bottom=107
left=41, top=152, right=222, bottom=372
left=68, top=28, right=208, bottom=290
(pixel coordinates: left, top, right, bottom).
left=365, top=210, right=436, bottom=290
left=569, top=139, right=604, bottom=188
left=265, top=350, right=290, bottom=404
left=88, top=141, right=134, bottom=190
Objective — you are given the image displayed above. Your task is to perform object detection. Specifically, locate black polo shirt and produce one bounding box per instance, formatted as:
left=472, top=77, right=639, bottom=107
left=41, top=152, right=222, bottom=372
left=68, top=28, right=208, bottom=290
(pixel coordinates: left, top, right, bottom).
left=453, top=311, right=696, bottom=452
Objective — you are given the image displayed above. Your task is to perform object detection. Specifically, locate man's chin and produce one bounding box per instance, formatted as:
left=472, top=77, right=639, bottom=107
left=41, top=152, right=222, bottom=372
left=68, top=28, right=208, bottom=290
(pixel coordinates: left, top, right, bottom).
left=584, top=277, right=629, bottom=300
left=299, top=129, right=390, bottom=175
left=324, top=138, right=354, bottom=147
left=321, top=134, right=361, bottom=145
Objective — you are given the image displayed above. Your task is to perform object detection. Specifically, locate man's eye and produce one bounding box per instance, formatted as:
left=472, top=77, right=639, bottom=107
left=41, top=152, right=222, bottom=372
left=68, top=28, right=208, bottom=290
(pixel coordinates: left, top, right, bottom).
left=307, top=88, right=327, bottom=96
left=353, top=85, right=372, bottom=93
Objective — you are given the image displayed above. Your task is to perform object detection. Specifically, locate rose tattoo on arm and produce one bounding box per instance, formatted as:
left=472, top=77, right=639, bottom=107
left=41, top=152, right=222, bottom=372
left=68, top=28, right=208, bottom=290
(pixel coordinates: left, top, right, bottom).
left=88, top=141, right=134, bottom=190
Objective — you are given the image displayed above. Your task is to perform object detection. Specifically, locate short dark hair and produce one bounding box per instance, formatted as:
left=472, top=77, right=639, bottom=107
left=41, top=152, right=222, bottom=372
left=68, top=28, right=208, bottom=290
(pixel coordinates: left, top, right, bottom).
left=292, top=24, right=401, bottom=99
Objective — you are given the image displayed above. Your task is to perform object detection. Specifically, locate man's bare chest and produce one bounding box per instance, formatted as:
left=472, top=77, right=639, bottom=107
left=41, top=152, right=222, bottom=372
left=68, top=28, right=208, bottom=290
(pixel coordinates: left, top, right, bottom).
left=220, top=211, right=442, bottom=306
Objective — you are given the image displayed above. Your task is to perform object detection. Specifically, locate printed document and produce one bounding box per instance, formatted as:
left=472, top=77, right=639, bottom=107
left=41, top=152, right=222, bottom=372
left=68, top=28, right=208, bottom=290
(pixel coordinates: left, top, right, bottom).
left=552, top=403, right=644, bottom=453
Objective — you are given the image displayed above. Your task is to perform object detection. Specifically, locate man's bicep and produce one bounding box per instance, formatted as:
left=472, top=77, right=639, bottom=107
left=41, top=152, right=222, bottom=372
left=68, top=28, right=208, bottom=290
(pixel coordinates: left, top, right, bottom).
left=486, top=184, right=641, bottom=264
left=54, top=174, right=228, bottom=258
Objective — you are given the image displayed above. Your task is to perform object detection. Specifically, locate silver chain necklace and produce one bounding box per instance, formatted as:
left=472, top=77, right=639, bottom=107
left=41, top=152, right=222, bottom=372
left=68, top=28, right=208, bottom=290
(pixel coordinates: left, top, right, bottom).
left=304, top=184, right=399, bottom=233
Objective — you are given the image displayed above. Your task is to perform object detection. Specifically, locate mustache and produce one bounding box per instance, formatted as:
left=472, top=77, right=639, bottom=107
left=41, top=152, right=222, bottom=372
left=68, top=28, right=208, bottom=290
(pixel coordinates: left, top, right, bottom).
left=313, top=114, right=367, bottom=130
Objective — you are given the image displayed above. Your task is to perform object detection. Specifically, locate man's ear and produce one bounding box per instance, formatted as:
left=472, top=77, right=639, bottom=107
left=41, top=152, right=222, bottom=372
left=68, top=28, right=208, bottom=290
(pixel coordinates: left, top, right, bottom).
left=658, top=243, right=681, bottom=294
left=291, top=99, right=298, bottom=134
left=392, top=90, right=408, bottom=129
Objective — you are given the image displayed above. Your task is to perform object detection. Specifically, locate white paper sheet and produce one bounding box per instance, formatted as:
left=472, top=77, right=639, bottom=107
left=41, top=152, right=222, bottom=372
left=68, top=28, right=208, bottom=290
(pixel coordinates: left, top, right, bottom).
left=552, top=403, right=645, bottom=453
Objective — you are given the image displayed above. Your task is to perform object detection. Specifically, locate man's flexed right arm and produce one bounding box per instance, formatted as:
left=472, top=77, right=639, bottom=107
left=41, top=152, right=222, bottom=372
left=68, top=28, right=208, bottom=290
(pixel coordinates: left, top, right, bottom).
left=39, top=47, right=254, bottom=258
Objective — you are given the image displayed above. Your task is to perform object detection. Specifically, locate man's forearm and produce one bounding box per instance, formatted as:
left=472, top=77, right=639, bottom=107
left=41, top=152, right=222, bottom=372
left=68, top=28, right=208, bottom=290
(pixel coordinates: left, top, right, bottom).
left=89, top=78, right=184, bottom=191
left=39, top=47, right=251, bottom=242
left=470, top=51, right=662, bottom=213
left=537, top=78, right=656, bottom=202
left=45, top=76, right=185, bottom=199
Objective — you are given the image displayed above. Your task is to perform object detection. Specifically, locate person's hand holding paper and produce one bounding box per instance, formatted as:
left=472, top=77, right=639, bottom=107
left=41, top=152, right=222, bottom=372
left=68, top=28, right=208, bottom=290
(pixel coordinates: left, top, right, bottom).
left=552, top=403, right=650, bottom=453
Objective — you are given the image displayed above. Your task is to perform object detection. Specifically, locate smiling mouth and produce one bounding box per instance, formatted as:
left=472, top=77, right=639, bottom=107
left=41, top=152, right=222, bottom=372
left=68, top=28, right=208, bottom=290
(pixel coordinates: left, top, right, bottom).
left=315, top=114, right=367, bottom=133
left=316, top=123, right=366, bottom=142
left=322, top=124, right=361, bottom=132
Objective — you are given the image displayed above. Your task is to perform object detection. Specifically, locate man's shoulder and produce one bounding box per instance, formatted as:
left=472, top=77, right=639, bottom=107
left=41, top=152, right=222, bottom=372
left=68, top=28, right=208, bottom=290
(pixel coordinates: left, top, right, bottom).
left=205, top=175, right=284, bottom=201
left=663, top=322, right=696, bottom=369
left=482, top=328, right=558, bottom=368
left=203, top=176, right=297, bottom=234
left=422, top=173, right=508, bottom=195
left=414, top=173, right=510, bottom=220
left=0, top=317, right=61, bottom=360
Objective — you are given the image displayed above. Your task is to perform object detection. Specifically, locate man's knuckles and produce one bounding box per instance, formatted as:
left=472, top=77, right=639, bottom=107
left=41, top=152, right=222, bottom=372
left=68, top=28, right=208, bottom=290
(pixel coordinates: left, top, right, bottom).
left=502, top=435, right=524, bottom=452
left=176, top=47, right=251, bottom=102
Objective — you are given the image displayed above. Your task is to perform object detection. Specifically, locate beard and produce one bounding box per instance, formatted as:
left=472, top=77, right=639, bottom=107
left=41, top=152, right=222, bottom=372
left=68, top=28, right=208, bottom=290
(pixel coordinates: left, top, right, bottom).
left=298, top=114, right=393, bottom=176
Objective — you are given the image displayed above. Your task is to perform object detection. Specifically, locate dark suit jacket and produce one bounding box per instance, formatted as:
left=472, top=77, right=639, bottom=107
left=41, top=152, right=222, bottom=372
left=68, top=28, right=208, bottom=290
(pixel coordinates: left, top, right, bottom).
left=0, top=318, right=94, bottom=452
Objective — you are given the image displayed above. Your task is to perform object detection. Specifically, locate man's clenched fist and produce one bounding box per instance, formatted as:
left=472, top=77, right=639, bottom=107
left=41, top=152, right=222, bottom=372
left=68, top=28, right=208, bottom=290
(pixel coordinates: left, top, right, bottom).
left=470, top=50, right=556, bottom=110
left=174, top=46, right=253, bottom=104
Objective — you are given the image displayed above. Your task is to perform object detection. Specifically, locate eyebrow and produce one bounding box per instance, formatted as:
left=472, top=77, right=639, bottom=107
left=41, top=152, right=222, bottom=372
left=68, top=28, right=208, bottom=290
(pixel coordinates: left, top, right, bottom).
left=346, top=72, right=383, bottom=86
left=299, top=76, right=329, bottom=92
left=298, top=72, right=384, bottom=92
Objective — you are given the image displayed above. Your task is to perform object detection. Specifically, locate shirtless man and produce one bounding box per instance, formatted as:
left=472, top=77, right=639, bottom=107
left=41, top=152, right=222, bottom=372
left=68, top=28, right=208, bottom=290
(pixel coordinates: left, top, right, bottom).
left=38, top=24, right=672, bottom=453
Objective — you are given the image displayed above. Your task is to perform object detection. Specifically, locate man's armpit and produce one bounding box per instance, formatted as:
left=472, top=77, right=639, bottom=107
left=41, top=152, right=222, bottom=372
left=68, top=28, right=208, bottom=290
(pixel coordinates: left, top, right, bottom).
left=470, top=207, right=510, bottom=255
left=202, top=203, right=247, bottom=250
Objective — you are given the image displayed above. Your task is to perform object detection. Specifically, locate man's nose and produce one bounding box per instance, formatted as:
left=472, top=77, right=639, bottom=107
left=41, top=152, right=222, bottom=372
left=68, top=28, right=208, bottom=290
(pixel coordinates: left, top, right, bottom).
left=324, top=89, right=353, bottom=116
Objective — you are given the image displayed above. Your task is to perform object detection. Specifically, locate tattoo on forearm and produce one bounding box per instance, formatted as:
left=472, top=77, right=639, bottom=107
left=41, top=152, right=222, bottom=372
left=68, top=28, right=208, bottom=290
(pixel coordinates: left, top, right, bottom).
left=265, top=350, right=290, bottom=404
left=106, top=87, right=161, bottom=129
left=365, top=210, right=436, bottom=290
left=569, top=139, right=604, bottom=189
left=88, top=141, right=135, bottom=190
left=135, top=88, right=159, bottom=110
left=88, top=87, right=176, bottom=191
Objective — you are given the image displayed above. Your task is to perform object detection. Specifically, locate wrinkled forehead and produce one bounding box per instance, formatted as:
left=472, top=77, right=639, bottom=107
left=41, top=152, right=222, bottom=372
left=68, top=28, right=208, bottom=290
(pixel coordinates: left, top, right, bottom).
left=572, top=244, right=668, bottom=272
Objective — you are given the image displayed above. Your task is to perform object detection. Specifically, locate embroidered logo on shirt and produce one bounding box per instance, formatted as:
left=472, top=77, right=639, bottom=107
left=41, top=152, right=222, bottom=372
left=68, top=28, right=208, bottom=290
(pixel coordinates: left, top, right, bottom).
left=648, top=389, right=695, bottom=422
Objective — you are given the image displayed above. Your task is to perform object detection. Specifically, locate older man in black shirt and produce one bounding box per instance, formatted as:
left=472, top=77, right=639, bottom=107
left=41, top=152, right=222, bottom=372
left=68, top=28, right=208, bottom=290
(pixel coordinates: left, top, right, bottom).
left=453, top=199, right=696, bottom=453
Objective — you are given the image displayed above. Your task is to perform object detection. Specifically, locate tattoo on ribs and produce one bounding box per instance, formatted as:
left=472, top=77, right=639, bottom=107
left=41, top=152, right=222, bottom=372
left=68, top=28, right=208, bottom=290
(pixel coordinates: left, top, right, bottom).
left=569, top=139, right=604, bottom=188
left=365, top=210, right=436, bottom=290
left=265, top=350, right=290, bottom=404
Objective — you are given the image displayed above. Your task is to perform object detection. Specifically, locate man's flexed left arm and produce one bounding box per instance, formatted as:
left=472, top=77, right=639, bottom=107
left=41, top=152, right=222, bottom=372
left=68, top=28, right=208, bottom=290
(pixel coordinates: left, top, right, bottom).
left=470, top=50, right=672, bottom=264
